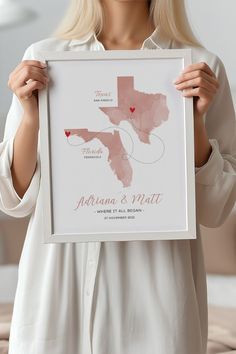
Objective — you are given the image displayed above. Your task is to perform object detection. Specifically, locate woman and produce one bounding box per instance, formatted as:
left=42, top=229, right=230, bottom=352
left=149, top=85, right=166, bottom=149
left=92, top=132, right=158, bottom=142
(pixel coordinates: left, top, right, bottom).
left=1, top=0, right=236, bottom=353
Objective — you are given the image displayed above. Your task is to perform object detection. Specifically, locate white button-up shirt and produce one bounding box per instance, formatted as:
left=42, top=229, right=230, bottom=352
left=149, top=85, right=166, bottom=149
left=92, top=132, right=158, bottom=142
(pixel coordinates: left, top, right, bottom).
left=1, top=28, right=236, bottom=354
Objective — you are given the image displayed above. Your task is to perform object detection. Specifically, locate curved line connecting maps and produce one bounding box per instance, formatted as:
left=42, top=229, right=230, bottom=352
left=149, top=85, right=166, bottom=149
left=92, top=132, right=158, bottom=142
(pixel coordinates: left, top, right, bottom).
left=66, top=125, right=165, bottom=165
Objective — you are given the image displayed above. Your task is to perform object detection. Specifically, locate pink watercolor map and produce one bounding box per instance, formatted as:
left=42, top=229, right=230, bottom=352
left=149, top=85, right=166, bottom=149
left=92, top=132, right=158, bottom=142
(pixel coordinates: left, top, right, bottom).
left=64, top=76, right=169, bottom=187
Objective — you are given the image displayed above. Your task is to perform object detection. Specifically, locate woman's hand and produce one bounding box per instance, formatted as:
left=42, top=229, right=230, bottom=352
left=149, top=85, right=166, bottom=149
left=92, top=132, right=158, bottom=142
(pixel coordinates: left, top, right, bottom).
left=8, top=60, right=48, bottom=198
left=8, top=60, right=49, bottom=116
left=174, top=62, right=219, bottom=120
left=174, top=62, right=219, bottom=167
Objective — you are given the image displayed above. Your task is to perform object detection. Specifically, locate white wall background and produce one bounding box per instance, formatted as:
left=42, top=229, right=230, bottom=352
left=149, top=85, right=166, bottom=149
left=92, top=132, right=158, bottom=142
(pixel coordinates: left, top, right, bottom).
left=187, top=0, right=236, bottom=91
left=0, top=0, right=236, bottom=135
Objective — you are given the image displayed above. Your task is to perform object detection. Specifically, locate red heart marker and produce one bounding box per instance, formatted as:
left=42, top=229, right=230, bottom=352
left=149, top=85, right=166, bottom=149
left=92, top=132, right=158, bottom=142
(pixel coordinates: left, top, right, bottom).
left=130, top=107, right=135, bottom=113
left=65, top=131, right=71, bottom=138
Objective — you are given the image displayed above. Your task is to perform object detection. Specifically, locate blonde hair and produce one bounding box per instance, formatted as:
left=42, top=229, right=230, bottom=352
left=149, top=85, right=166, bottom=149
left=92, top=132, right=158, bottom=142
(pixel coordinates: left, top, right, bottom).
left=55, top=0, right=201, bottom=47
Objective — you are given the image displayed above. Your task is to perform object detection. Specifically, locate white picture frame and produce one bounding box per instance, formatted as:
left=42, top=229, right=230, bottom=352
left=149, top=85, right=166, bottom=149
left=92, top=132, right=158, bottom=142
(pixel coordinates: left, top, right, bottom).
left=38, top=49, right=196, bottom=243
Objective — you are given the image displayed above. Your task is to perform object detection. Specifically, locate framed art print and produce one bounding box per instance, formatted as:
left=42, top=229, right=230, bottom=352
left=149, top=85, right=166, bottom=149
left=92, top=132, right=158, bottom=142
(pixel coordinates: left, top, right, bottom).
left=38, top=49, right=196, bottom=243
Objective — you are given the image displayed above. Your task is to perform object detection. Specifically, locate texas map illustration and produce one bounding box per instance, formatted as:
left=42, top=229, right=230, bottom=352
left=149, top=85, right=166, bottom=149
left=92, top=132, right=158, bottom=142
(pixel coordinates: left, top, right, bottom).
left=64, top=76, right=170, bottom=188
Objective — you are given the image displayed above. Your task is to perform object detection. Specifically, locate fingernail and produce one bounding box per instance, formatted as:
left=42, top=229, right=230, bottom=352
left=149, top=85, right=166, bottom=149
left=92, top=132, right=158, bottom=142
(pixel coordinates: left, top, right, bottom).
left=41, top=62, right=47, bottom=67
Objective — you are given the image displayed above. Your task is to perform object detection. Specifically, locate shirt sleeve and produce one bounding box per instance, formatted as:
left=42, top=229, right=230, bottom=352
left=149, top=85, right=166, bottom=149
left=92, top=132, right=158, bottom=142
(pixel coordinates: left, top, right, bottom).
left=0, top=44, right=41, bottom=218
left=195, top=56, right=236, bottom=227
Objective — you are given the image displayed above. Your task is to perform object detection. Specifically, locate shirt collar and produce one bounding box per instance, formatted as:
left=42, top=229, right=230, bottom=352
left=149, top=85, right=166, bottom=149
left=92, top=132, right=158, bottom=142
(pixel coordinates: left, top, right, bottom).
left=68, top=27, right=172, bottom=50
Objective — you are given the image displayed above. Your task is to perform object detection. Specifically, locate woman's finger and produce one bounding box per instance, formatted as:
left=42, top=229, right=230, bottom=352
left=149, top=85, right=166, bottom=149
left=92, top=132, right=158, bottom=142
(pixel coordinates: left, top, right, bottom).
left=15, top=80, right=46, bottom=100
left=10, top=60, right=46, bottom=78
left=182, top=62, right=216, bottom=78
left=13, top=65, right=48, bottom=82
left=174, top=69, right=219, bottom=87
left=175, top=77, right=218, bottom=94
left=182, top=86, right=214, bottom=100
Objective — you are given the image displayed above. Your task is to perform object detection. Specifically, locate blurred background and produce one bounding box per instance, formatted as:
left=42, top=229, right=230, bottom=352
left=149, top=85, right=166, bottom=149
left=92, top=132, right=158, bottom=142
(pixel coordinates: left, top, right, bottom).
left=0, top=0, right=236, bottom=353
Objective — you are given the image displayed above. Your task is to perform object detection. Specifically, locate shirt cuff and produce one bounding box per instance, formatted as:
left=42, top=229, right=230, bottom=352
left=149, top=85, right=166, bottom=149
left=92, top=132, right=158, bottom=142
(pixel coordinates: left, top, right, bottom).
left=195, top=139, right=224, bottom=186
left=0, top=138, right=40, bottom=217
